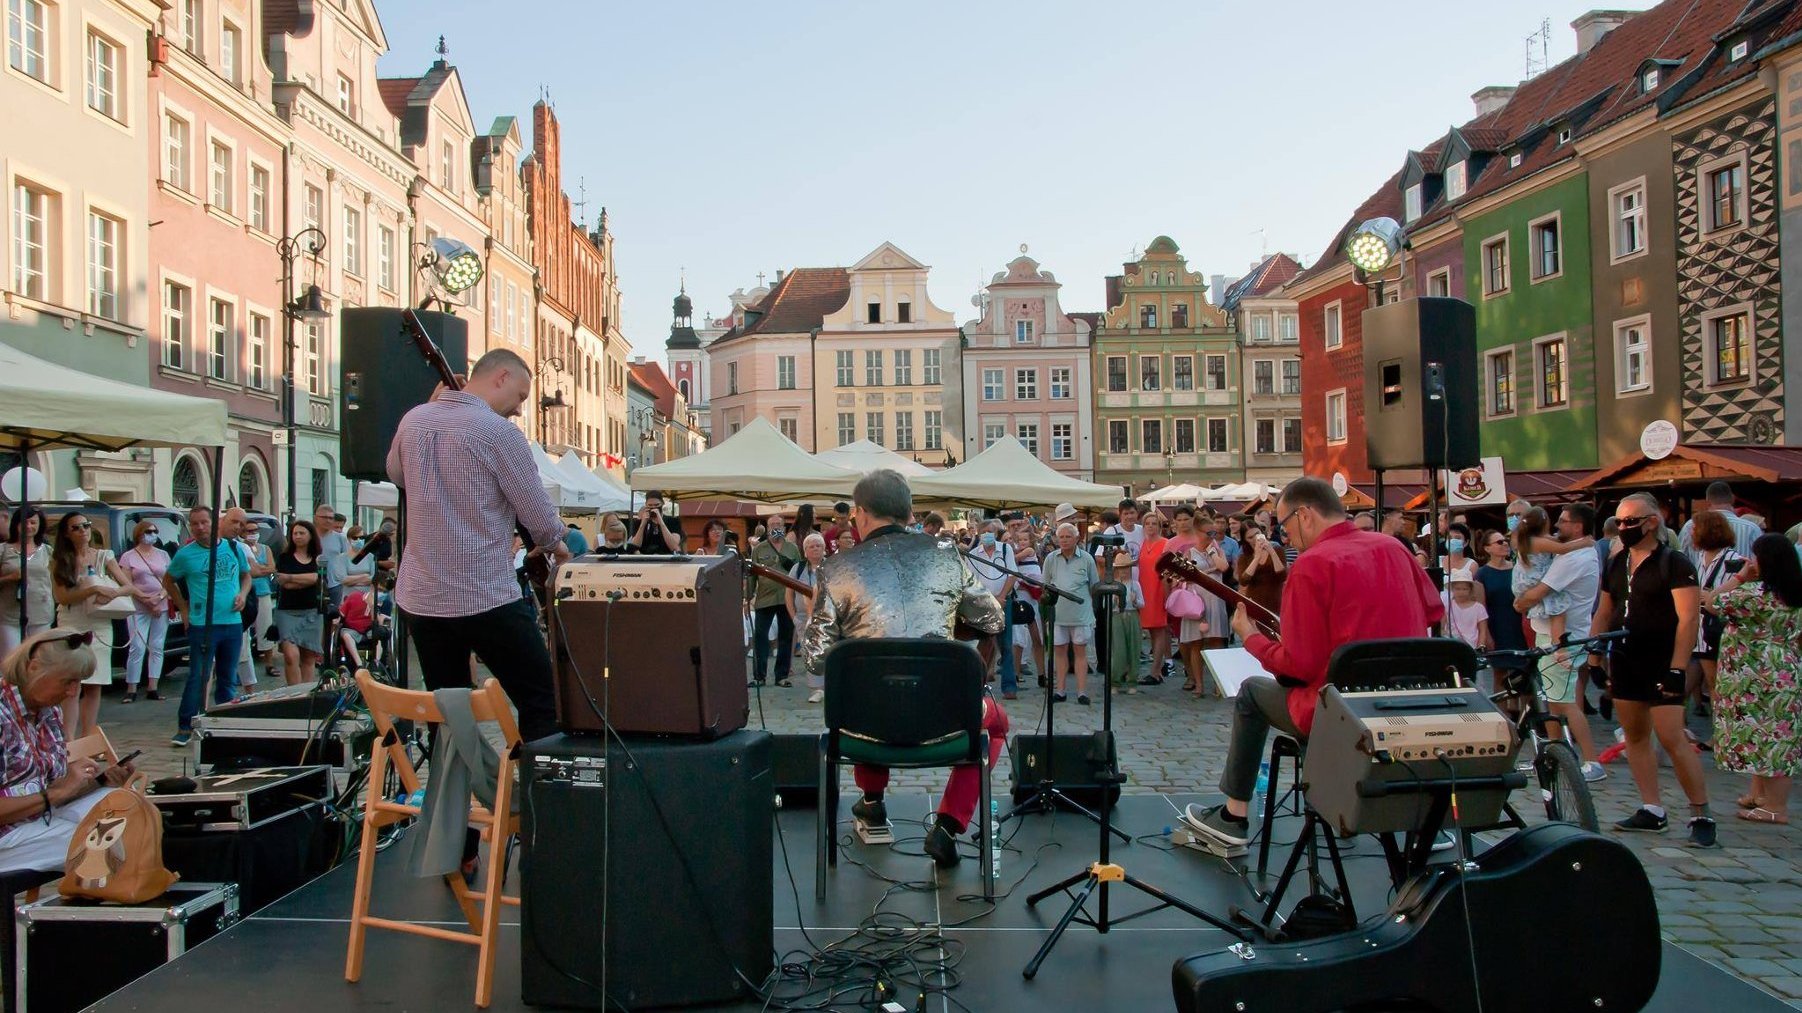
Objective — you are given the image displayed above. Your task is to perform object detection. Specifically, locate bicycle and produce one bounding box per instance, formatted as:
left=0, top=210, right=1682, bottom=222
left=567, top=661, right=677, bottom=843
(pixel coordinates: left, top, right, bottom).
left=1475, top=629, right=1625, bottom=834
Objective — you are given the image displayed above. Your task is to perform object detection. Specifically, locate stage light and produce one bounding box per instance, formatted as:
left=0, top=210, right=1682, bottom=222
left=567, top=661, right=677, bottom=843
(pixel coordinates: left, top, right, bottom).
left=1347, top=217, right=1404, bottom=274
left=426, top=237, right=485, bottom=294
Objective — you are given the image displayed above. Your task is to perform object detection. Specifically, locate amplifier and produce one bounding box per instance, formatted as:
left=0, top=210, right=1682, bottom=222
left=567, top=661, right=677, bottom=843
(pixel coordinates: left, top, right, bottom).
left=549, top=554, right=747, bottom=738
left=1304, top=685, right=1519, bottom=835
left=520, top=731, right=773, bottom=1009
left=1010, top=733, right=1120, bottom=808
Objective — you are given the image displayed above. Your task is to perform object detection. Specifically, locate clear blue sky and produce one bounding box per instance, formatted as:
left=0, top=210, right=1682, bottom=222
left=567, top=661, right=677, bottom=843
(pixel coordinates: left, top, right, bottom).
left=375, top=1, right=1635, bottom=346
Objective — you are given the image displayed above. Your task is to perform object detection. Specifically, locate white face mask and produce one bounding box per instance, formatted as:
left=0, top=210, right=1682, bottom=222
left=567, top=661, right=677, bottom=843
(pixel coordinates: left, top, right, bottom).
left=139, top=534, right=156, bottom=547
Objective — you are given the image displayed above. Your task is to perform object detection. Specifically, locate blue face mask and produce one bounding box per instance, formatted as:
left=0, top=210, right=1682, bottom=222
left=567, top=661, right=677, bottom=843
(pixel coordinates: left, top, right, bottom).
left=980, top=532, right=997, bottom=548
left=1446, top=538, right=1466, bottom=555
left=1506, top=515, right=1521, bottom=532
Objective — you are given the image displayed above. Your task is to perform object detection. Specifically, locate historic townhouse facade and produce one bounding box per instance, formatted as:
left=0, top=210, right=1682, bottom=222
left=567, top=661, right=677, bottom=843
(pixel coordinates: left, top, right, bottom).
left=264, top=0, right=411, bottom=514
left=961, top=253, right=1094, bottom=478
left=1220, top=253, right=1304, bottom=487
left=707, top=268, right=843, bottom=449
left=146, top=0, right=290, bottom=512
left=813, top=243, right=962, bottom=464
left=3, top=0, right=162, bottom=497
left=474, top=115, right=536, bottom=439
left=1093, top=237, right=1240, bottom=493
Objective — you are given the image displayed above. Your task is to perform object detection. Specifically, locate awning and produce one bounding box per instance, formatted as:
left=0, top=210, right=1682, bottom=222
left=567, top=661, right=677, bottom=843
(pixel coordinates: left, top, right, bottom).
left=814, top=439, right=935, bottom=477
left=0, top=341, right=228, bottom=451
left=1569, top=443, right=1802, bottom=491
left=627, top=417, right=861, bottom=502
left=912, top=436, right=1121, bottom=510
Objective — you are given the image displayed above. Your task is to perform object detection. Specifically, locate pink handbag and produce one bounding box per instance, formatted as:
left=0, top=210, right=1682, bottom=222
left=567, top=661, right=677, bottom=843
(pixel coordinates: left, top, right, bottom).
left=1165, top=586, right=1205, bottom=620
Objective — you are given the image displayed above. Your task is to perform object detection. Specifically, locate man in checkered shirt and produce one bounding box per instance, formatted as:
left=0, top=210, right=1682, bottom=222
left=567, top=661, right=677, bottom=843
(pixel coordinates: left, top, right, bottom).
left=387, top=347, right=571, bottom=740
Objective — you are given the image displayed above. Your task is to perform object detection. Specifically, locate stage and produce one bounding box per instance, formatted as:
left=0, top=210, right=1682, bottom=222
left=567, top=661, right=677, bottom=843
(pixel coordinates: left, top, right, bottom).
left=90, top=794, right=1791, bottom=1012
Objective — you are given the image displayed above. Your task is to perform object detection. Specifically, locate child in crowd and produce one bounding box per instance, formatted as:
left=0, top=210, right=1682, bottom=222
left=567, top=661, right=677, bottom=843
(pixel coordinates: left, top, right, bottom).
left=1444, top=574, right=1490, bottom=650
left=1108, top=554, right=1145, bottom=695
left=1509, top=506, right=1595, bottom=648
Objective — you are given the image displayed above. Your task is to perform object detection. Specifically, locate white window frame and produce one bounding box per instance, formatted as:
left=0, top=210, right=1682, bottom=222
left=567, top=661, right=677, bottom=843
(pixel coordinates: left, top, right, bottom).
left=1427, top=268, right=1451, bottom=298
left=1608, top=177, right=1647, bottom=263
left=1139, top=355, right=1161, bottom=392
left=866, top=412, right=884, bottom=446
left=779, top=416, right=799, bottom=443
left=1325, top=389, right=1347, bottom=444
left=1014, top=367, right=1038, bottom=401
left=1016, top=422, right=1039, bottom=457
left=1205, top=354, right=1228, bottom=392
left=1698, top=151, right=1749, bottom=236
left=983, top=421, right=1006, bottom=449
left=726, top=361, right=738, bottom=395
left=1107, top=418, right=1129, bottom=455
left=219, top=19, right=240, bottom=85
left=302, top=183, right=323, bottom=234
left=982, top=367, right=1005, bottom=401
left=1252, top=359, right=1274, bottom=396
left=336, top=73, right=354, bottom=116
left=179, top=0, right=197, bottom=55
left=377, top=225, right=395, bottom=290
left=246, top=309, right=270, bottom=390
left=164, top=112, right=192, bottom=192
left=1532, top=333, right=1570, bottom=410
left=1172, top=354, right=1194, bottom=391
left=1282, top=416, right=1302, bottom=454
left=1014, top=319, right=1034, bottom=343
left=1481, top=233, right=1510, bottom=298
left=85, top=207, right=120, bottom=320
left=1049, top=366, right=1072, bottom=399
left=922, top=348, right=941, bottom=385
left=1105, top=355, right=1127, bottom=392
left=161, top=277, right=191, bottom=370
left=304, top=321, right=325, bottom=395
left=1528, top=211, right=1563, bottom=283
left=8, top=0, right=51, bottom=84
left=1701, top=303, right=1756, bottom=387
left=208, top=137, right=233, bottom=214
left=1050, top=422, right=1072, bottom=461
left=924, top=409, right=943, bottom=450
left=1731, top=39, right=1749, bottom=61
left=1250, top=313, right=1271, bottom=341
left=1255, top=418, right=1276, bottom=455
left=894, top=411, right=913, bottom=451
left=341, top=205, right=361, bottom=277
left=894, top=349, right=912, bottom=385
left=1508, top=151, right=1523, bottom=169
left=864, top=349, right=882, bottom=386
left=776, top=355, right=796, bottom=390
left=836, top=412, right=855, bottom=446
left=1139, top=417, right=1163, bottom=454
left=1404, top=183, right=1422, bottom=222
left=11, top=179, right=51, bottom=300
left=440, top=139, right=455, bottom=192
left=1613, top=314, right=1653, bottom=396
left=84, top=28, right=119, bottom=122
left=1281, top=358, right=1300, bottom=395
left=1444, top=161, right=1466, bottom=201
left=247, top=160, right=270, bottom=232
left=1641, top=67, right=1659, bottom=92
left=835, top=349, right=854, bottom=386
left=206, top=293, right=233, bottom=381
left=1173, top=417, right=1196, bottom=454
left=1323, top=300, right=1342, bottom=349
left=1277, top=313, right=1298, bottom=342
left=1207, top=416, right=1229, bottom=454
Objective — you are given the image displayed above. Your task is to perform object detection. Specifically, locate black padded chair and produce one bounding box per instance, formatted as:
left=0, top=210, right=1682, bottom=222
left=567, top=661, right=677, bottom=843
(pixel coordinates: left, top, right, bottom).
left=816, top=638, right=993, bottom=903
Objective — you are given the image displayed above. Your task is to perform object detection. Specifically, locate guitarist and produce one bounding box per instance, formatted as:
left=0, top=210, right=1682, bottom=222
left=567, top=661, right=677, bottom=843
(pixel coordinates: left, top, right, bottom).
left=1186, top=477, right=1442, bottom=850
left=386, top=347, right=571, bottom=742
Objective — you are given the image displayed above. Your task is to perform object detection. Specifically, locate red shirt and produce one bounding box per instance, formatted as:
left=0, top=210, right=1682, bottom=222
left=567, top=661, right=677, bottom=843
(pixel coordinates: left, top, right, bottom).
left=1242, top=521, right=1445, bottom=736
left=823, top=523, right=861, bottom=553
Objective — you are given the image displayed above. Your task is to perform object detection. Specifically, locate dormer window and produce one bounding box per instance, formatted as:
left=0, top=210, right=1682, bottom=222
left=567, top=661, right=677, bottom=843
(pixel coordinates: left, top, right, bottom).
left=1444, top=161, right=1467, bottom=201
left=1509, top=151, right=1523, bottom=169
left=1404, top=183, right=1423, bottom=222
left=1730, top=38, right=1749, bottom=61
left=1556, top=126, right=1572, bottom=145
left=1641, top=67, right=1659, bottom=92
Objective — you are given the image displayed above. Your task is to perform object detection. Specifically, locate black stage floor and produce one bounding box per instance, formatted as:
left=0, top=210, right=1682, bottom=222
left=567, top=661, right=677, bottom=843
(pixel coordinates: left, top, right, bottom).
left=91, top=795, right=1790, bottom=1012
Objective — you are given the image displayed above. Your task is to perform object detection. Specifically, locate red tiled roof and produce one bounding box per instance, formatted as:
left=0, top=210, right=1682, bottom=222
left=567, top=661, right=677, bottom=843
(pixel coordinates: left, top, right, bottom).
left=263, top=0, right=307, bottom=37
left=628, top=361, right=680, bottom=416
left=377, top=77, right=418, bottom=120
left=709, top=268, right=849, bottom=347
left=1244, top=253, right=1302, bottom=297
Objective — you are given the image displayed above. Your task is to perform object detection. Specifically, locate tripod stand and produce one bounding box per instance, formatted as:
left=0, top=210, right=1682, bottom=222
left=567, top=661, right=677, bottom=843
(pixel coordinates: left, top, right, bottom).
left=1023, top=577, right=1246, bottom=979
left=973, top=548, right=1127, bottom=843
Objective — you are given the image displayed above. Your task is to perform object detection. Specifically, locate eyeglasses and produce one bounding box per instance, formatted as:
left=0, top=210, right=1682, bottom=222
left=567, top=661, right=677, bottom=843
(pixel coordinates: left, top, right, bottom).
left=30, top=629, right=94, bottom=659
left=1276, top=507, right=1303, bottom=530
left=69, top=522, right=91, bottom=531
left=1616, top=516, right=1649, bottom=529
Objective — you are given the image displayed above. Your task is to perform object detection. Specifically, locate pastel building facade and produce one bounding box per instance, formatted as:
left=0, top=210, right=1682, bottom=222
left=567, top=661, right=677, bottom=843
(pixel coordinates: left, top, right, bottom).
left=961, top=253, right=1094, bottom=478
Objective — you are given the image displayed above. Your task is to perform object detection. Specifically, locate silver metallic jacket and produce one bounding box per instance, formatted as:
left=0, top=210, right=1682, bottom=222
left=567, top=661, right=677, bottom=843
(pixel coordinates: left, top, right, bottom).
left=799, top=527, right=1005, bottom=681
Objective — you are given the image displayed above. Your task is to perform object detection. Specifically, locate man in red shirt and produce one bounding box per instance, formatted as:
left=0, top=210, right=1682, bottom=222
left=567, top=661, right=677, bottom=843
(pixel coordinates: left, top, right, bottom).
left=822, top=501, right=861, bottom=554
left=1187, top=477, right=1444, bottom=847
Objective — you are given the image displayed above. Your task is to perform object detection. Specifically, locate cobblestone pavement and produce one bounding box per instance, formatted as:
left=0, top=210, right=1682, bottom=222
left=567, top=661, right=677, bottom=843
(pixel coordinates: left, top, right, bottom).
left=95, top=653, right=1802, bottom=1007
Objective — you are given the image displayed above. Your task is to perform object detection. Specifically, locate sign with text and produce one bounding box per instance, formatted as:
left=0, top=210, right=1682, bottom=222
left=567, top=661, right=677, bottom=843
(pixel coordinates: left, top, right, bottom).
left=1442, top=456, right=1507, bottom=508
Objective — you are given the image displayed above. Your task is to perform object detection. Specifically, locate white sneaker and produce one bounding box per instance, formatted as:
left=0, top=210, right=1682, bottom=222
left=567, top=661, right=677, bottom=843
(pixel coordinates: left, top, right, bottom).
left=807, top=689, right=824, bottom=704
left=1581, top=761, right=1607, bottom=782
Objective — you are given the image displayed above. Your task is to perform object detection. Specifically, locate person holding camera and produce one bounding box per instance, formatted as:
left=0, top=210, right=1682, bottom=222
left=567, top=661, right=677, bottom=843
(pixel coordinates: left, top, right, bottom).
left=628, top=491, right=684, bottom=553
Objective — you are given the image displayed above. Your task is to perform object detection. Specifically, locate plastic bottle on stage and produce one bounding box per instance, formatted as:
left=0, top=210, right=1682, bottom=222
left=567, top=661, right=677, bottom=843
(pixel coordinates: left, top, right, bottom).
left=1254, top=761, right=1270, bottom=809
left=990, top=800, right=1001, bottom=882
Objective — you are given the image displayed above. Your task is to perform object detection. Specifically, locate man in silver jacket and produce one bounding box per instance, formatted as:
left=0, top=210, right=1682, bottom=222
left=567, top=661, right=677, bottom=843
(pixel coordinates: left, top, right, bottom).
left=800, top=469, right=1006, bottom=868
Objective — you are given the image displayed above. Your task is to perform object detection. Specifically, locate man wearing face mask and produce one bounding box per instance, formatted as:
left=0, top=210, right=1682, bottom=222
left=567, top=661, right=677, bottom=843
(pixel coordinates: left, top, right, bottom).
left=748, top=517, right=801, bottom=688
left=1186, top=477, right=1443, bottom=848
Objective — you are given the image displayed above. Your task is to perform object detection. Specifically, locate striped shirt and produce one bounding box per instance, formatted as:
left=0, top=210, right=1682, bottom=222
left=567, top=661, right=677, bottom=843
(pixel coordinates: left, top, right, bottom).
left=387, top=391, right=563, bottom=618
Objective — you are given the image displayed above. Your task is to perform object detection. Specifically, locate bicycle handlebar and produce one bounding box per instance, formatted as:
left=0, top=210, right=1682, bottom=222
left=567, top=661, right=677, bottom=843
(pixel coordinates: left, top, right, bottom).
left=1477, top=629, right=1627, bottom=665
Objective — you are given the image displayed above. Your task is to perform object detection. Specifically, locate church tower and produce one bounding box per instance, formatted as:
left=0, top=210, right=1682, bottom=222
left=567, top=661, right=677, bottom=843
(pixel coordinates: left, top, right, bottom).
left=666, top=276, right=709, bottom=437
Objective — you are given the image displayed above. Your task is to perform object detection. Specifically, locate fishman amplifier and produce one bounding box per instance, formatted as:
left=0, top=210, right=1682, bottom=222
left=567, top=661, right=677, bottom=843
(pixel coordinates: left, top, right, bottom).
left=549, top=553, right=747, bottom=738
left=1304, top=685, right=1519, bottom=835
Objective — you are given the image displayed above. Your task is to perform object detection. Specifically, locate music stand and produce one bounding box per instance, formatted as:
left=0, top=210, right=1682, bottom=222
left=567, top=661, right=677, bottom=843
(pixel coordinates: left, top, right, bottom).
left=1023, top=575, right=1246, bottom=979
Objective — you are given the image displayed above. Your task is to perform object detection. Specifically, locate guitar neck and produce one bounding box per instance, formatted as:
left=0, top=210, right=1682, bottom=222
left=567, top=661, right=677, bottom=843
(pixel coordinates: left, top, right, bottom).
left=1156, top=553, right=1281, bottom=636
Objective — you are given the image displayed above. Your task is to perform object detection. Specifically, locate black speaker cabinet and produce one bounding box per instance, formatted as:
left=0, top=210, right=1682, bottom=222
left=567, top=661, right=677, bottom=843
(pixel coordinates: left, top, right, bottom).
left=338, top=307, right=469, bottom=483
left=520, top=731, right=774, bottom=1010
left=772, top=732, right=821, bottom=809
left=1009, top=732, right=1120, bottom=808
left=1362, top=297, right=1480, bottom=471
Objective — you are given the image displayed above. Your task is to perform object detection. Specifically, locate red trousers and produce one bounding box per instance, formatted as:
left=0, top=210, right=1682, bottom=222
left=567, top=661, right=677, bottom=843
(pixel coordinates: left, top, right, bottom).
left=853, top=696, right=1009, bottom=833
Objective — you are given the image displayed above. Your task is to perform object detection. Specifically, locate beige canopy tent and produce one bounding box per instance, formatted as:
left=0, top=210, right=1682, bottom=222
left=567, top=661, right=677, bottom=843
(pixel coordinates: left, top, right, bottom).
left=814, top=439, right=935, bottom=477
left=1, top=341, right=229, bottom=634
left=626, top=417, right=861, bottom=502
left=1144, top=482, right=1207, bottom=504
left=911, top=436, right=1121, bottom=510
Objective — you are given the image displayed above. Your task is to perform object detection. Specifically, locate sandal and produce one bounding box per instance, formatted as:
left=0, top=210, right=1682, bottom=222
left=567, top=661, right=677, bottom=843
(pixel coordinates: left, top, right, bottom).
left=1180, top=681, right=1196, bottom=692
left=1736, top=807, right=1790, bottom=825
left=1737, top=793, right=1763, bottom=810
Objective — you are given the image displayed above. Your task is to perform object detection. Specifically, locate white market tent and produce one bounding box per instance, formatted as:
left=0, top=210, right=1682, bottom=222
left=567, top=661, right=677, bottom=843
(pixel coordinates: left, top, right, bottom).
left=911, top=436, right=1121, bottom=510
left=356, top=481, right=400, bottom=510
left=814, top=440, right=935, bottom=478
left=627, top=417, right=861, bottom=502
left=1144, top=482, right=1206, bottom=504
left=1202, top=481, right=1277, bottom=502
left=553, top=449, right=632, bottom=513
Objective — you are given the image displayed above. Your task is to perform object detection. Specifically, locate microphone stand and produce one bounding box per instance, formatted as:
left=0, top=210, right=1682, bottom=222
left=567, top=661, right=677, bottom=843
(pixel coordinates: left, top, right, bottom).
left=961, top=548, right=1128, bottom=843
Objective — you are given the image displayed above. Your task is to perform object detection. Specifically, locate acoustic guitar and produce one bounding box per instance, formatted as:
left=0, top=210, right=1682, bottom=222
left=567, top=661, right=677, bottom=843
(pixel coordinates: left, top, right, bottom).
left=1155, top=551, right=1281, bottom=640
left=394, top=307, right=553, bottom=590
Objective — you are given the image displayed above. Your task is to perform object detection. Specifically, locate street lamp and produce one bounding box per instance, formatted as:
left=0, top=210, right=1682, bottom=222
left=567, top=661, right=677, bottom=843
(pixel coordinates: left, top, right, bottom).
left=1164, top=448, right=1176, bottom=485
left=537, top=355, right=568, bottom=448
left=278, top=226, right=328, bottom=523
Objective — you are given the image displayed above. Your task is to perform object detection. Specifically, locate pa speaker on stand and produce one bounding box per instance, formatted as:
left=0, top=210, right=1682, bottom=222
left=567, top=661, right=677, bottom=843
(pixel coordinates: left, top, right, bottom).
left=338, top=307, right=469, bottom=483
left=1361, top=296, right=1479, bottom=472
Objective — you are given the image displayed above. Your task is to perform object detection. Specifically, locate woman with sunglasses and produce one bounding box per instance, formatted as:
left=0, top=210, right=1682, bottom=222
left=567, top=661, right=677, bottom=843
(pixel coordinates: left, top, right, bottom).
left=0, top=630, right=137, bottom=873
left=48, top=513, right=129, bottom=739
left=1476, top=527, right=1530, bottom=683
left=1, top=508, right=53, bottom=658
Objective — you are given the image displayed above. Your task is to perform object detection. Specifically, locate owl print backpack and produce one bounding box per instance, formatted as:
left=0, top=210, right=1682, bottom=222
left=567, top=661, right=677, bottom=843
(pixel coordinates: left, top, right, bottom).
left=60, top=779, right=178, bottom=903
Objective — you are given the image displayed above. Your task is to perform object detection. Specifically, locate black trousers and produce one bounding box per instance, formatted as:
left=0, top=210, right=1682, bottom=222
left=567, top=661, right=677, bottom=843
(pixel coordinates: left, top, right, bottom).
left=402, top=599, right=559, bottom=743
left=752, top=604, right=793, bottom=683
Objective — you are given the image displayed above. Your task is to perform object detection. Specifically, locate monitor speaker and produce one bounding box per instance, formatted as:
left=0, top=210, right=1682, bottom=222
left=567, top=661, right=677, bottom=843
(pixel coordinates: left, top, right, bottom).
left=1361, top=297, right=1480, bottom=471
left=1010, top=732, right=1120, bottom=808
left=338, top=307, right=468, bottom=483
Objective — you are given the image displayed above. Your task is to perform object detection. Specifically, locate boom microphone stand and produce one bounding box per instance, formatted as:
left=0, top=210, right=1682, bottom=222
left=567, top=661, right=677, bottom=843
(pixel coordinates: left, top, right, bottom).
left=1023, top=571, right=1246, bottom=979
left=969, top=548, right=1127, bottom=842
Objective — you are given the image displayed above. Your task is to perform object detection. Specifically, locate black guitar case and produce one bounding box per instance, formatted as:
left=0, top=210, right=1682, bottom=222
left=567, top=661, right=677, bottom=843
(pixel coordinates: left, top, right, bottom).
left=1173, top=822, right=1661, bottom=1013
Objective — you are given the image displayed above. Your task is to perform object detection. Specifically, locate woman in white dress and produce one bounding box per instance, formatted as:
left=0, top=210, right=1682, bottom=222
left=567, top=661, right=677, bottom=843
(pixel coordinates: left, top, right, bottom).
left=0, top=508, right=53, bottom=658
left=48, top=512, right=130, bottom=739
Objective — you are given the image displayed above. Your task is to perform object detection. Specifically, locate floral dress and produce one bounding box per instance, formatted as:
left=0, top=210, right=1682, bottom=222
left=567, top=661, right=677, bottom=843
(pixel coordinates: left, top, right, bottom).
left=1713, top=582, right=1802, bottom=776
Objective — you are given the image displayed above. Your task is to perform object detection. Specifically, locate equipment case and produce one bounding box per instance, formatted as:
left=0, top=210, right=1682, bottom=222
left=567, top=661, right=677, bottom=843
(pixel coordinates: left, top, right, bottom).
left=147, top=765, right=332, bottom=832
left=15, top=882, right=239, bottom=1013
left=192, top=713, right=372, bottom=773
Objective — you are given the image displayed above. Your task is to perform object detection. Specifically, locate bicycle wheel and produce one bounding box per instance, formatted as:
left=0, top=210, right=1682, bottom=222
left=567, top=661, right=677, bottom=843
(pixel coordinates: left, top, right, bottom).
left=1537, top=740, right=1598, bottom=832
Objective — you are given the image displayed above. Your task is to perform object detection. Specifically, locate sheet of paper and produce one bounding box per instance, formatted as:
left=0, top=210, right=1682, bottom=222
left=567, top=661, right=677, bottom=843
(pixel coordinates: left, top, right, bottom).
left=1201, top=647, right=1266, bottom=697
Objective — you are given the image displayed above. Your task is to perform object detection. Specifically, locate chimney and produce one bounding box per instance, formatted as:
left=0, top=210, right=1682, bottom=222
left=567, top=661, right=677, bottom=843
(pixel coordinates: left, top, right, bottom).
left=1471, top=85, right=1516, bottom=118
left=1573, top=10, right=1636, bottom=56
left=1210, top=274, right=1228, bottom=302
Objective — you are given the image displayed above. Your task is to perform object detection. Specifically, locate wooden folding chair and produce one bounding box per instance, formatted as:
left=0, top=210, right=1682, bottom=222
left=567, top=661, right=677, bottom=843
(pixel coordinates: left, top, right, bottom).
left=343, top=671, right=522, bottom=1008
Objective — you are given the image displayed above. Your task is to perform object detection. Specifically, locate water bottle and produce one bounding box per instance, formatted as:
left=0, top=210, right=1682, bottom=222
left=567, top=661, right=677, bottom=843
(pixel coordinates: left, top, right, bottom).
left=989, top=800, right=1002, bottom=882
left=1254, top=761, right=1270, bottom=810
